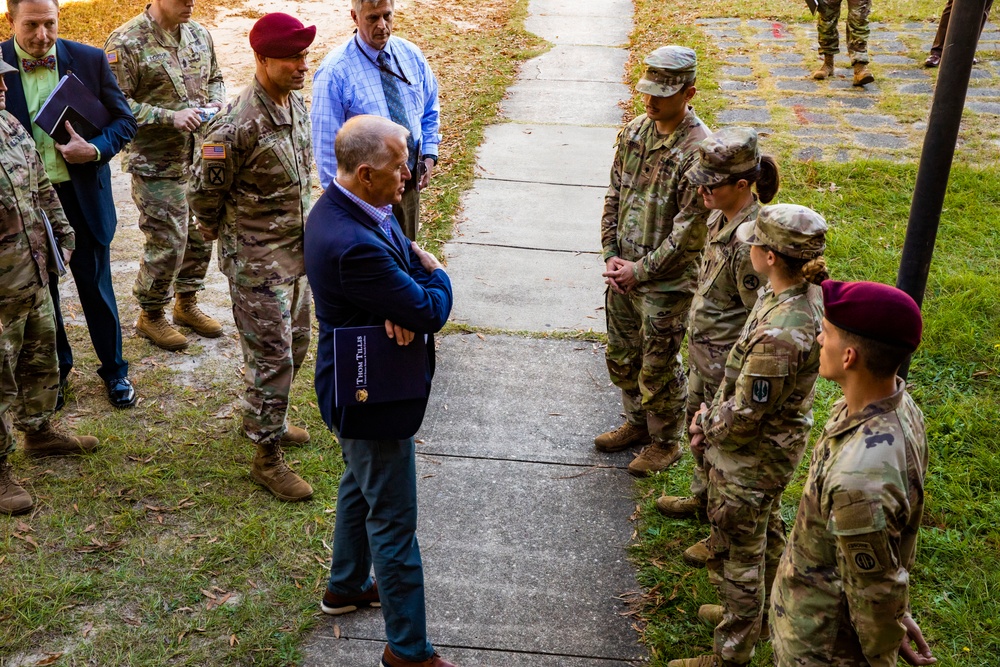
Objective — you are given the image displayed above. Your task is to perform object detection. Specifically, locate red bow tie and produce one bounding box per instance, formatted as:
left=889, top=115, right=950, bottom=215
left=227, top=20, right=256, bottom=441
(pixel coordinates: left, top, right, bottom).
left=22, top=55, right=56, bottom=73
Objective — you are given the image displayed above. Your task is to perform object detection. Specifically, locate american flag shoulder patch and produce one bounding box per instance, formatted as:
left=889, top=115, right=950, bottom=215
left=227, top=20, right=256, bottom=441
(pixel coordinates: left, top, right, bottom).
left=202, top=143, right=226, bottom=160
left=106, top=51, right=118, bottom=64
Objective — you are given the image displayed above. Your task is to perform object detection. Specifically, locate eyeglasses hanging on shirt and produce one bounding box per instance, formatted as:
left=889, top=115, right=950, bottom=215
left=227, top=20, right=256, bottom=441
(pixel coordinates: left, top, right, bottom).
left=354, top=33, right=411, bottom=86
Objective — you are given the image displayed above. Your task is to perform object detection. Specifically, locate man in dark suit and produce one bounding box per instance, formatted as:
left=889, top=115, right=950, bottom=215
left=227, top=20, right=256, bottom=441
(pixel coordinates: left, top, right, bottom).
left=3, top=0, right=138, bottom=408
left=304, top=115, right=455, bottom=667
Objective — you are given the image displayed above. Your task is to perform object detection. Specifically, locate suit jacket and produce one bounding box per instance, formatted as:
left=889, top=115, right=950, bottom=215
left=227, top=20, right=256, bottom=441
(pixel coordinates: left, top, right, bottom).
left=304, top=185, right=453, bottom=440
left=1, top=38, right=137, bottom=246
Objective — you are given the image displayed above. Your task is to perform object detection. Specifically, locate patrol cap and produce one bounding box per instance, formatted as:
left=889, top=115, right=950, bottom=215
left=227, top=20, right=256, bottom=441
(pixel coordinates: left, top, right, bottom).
left=0, top=60, right=15, bottom=76
left=636, top=46, right=697, bottom=98
left=249, top=13, right=316, bottom=58
left=736, top=204, right=827, bottom=259
left=688, top=127, right=760, bottom=187
left=822, top=280, right=922, bottom=351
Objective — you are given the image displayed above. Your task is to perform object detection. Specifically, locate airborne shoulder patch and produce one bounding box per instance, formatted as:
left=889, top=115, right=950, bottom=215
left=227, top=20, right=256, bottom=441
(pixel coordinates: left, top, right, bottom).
left=106, top=51, right=118, bottom=64
left=202, top=143, right=226, bottom=160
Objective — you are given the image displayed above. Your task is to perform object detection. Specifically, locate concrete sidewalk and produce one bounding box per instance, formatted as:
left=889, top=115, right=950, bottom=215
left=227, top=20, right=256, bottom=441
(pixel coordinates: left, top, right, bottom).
left=302, top=0, right=641, bottom=664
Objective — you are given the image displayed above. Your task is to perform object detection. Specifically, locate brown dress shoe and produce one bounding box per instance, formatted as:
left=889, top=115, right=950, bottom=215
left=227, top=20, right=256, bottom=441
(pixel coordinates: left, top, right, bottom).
left=321, top=581, right=381, bottom=615
left=381, top=645, right=457, bottom=667
left=924, top=53, right=941, bottom=68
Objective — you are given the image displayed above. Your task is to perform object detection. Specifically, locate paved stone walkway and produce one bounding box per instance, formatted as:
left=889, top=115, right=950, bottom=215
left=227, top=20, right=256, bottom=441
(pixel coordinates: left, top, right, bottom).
left=302, top=0, right=645, bottom=665
left=700, top=18, right=1000, bottom=163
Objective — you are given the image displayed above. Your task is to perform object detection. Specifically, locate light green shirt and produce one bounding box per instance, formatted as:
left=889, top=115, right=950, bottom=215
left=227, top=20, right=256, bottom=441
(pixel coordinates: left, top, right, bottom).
left=14, top=40, right=101, bottom=183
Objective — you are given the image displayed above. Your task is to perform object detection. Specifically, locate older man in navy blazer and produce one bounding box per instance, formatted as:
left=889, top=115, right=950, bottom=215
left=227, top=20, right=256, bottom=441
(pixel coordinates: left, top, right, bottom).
left=3, top=0, right=138, bottom=408
left=304, top=115, right=455, bottom=667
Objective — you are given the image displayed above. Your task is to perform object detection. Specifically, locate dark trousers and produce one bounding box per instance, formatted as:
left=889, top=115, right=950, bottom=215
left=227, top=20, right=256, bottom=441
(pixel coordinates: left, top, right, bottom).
left=931, top=0, right=994, bottom=56
left=51, top=182, right=128, bottom=384
left=391, top=168, right=421, bottom=242
left=327, top=435, right=433, bottom=662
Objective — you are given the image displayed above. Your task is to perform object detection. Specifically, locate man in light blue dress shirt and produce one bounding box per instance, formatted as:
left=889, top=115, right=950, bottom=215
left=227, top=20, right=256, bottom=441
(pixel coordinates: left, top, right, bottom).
left=311, top=0, right=440, bottom=241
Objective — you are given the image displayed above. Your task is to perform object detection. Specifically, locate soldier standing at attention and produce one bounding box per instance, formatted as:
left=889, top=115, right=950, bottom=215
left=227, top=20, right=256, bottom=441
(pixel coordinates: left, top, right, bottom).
left=0, top=59, right=99, bottom=515
left=811, top=0, right=875, bottom=86
left=595, top=46, right=711, bottom=477
left=655, top=127, right=775, bottom=533
left=188, top=13, right=315, bottom=502
left=670, top=205, right=828, bottom=667
left=105, top=0, right=225, bottom=351
left=771, top=281, right=937, bottom=667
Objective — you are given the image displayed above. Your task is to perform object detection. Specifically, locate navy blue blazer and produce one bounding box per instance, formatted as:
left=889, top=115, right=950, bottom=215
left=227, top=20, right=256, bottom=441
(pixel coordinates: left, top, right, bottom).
left=305, top=185, right=453, bottom=440
left=1, top=38, right=137, bottom=246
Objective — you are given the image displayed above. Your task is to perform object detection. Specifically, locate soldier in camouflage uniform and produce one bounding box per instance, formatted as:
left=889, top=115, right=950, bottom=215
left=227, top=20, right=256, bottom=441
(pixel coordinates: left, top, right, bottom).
left=771, top=280, right=937, bottom=667
left=0, top=59, right=99, bottom=515
left=669, top=205, right=829, bottom=667
left=596, top=46, right=711, bottom=477
left=188, top=13, right=316, bottom=502
left=105, top=0, right=226, bottom=352
left=656, top=128, right=776, bottom=529
left=811, top=0, right=875, bottom=86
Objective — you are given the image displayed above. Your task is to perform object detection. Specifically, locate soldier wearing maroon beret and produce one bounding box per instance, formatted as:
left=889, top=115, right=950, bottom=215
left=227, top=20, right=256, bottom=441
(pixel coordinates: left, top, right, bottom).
left=188, top=13, right=317, bottom=502
left=771, top=280, right=938, bottom=667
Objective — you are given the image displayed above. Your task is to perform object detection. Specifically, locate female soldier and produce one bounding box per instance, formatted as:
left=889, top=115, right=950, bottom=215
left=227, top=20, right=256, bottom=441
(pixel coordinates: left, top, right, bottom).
left=668, top=204, right=829, bottom=667
left=655, top=128, right=778, bottom=542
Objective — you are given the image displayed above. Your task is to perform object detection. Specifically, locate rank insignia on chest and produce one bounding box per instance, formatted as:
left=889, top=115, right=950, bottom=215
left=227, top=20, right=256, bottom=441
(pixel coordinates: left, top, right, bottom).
left=106, top=51, right=118, bottom=64
left=202, top=143, right=226, bottom=160
left=751, top=378, right=770, bottom=403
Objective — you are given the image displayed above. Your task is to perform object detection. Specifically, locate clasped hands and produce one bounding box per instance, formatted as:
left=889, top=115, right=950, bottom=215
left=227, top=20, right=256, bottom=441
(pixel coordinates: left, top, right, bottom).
left=384, top=241, right=443, bottom=346
left=604, top=257, right=639, bottom=294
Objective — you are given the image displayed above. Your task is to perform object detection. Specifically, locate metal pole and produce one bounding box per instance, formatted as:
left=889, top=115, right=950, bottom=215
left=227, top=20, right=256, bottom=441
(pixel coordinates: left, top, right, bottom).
left=896, top=0, right=987, bottom=379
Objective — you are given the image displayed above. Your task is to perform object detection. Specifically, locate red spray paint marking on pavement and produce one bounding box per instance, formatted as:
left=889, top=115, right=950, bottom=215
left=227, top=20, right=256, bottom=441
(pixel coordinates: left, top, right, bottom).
left=772, top=22, right=786, bottom=38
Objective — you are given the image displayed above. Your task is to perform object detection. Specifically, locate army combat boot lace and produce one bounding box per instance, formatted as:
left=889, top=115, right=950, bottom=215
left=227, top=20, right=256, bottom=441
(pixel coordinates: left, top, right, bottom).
left=173, top=292, right=223, bottom=338
left=137, top=309, right=189, bottom=351
left=251, top=442, right=313, bottom=502
left=594, top=422, right=649, bottom=452
left=812, top=54, right=835, bottom=80
left=0, top=459, right=33, bottom=515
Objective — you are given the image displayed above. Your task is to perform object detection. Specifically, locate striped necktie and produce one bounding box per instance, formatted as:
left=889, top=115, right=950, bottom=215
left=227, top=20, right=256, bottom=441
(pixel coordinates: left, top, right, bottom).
left=377, top=50, right=417, bottom=170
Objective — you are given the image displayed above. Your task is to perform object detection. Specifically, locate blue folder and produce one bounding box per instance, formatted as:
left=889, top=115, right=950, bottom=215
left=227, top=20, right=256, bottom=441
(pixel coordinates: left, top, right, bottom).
left=333, top=325, right=428, bottom=407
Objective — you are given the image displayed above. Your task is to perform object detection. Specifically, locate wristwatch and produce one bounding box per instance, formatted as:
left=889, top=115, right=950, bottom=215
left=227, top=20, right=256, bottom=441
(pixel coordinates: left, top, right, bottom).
left=420, top=154, right=438, bottom=166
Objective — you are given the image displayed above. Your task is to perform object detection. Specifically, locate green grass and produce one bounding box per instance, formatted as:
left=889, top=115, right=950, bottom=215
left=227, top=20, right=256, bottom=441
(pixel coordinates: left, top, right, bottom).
left=0, top=1, right=544, bottom=665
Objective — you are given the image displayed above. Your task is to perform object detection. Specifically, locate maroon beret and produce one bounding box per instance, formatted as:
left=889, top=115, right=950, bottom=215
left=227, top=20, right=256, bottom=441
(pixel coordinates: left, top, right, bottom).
left=822, top=280, right=923, bottom=352
left=249, top=13, right=316, bottom=58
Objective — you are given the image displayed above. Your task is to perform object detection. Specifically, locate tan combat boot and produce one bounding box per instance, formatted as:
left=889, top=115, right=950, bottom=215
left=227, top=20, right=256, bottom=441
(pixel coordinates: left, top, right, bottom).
left=853, top=62, right=874, bottom=86
left=812, top=54, right=835, bottom=80
left=628, top=442, right=683, bottom=477
left=23, top=422, right=99, bottom=457
left=683, top=537, right=711, bottom=568
left=173, top=292, right=223, bottom=338
left=279, top=424, right=311, bottom=447
left=0, top=459, right=33, bottom=515
left=137, top=309, right=189, bottom=351
left=667, top=654, right=728, bottom=667
left=656, top=494, right=706, bottom=520
left=594, top=422, right=649, bottom=452
left=251, top=442, right=313, bottom=501
left=698, top=604, right=724, bottom=627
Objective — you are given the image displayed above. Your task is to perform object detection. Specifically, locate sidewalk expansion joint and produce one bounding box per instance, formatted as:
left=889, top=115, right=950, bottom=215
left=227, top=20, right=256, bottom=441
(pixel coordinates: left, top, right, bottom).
left=479, top=176, right=608, bottom=189
left=414, top=450, right=628, bottom=471
left=450, top=240, right=601, bottom=255
left=320, top=635, right=641, bottom=663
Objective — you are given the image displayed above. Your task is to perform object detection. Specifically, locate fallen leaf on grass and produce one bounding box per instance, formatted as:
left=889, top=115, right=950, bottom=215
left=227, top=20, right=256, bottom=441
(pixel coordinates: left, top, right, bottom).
left=36, top=653, right=63, bottom=666
left=230, top=634, right=239, bottom=647
left=201, top=589, right=217, bottom=600
left=16, top=520, right=31, bottom=532
left=83, top=523, right=96, bottom=533
left=82, top=621, right=93, bottom=637
left=13, top=533, right=39, bottom=550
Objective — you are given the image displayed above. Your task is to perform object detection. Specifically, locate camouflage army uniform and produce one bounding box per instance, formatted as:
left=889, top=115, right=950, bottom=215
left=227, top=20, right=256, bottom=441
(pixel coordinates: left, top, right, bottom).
left=816, top=0, right=872, bottom=64
left=686, top=199, right=764, bottom=501
left=187, top=78, right=312, bottom=446
left=701, top=279, right=823, bottom=664
left=602, top=107, right=710, bottom=448
left=105, top=10, right=225, bottom=309
left=0, top=111, right=74, bottom=456
left=771, top=381, right=927, bottom=666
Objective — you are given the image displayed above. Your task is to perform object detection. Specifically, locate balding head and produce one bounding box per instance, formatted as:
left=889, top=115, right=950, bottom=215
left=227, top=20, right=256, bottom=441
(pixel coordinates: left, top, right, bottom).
left=335, top=115, right=411, bottom=208
left=336, top=115, right=409, bottom=175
